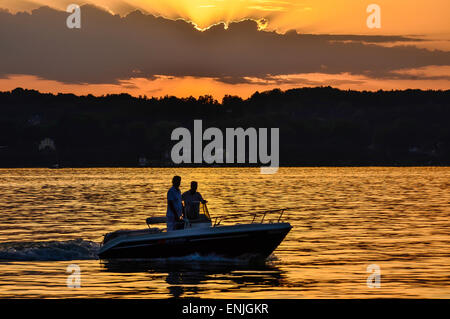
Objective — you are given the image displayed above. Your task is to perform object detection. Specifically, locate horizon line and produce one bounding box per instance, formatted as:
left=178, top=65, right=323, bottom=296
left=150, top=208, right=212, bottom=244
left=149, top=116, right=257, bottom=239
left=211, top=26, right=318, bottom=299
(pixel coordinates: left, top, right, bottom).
left=3, top=86, right=450, bottom=102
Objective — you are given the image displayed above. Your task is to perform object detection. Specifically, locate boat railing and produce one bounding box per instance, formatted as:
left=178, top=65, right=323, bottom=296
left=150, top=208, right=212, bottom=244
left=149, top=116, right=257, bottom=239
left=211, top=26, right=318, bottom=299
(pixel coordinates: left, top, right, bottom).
left=211, top=208, right=287, bottom=227
left=146, top=205, right=293, bottom=229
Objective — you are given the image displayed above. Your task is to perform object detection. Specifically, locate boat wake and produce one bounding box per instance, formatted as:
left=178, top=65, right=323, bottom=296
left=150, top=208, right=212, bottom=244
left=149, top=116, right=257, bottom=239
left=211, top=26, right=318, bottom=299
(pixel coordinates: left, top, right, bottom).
left=0, top=239, right=278, bottom=263
left=0, top=239, right=100, bottom=261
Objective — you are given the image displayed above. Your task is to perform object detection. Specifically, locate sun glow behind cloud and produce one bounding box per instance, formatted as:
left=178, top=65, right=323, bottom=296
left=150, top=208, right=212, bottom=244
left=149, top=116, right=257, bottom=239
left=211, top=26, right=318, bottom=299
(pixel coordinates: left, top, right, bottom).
left=0, top=0, right=449, bottom=97
left=2, top=0, right=449, bottom=34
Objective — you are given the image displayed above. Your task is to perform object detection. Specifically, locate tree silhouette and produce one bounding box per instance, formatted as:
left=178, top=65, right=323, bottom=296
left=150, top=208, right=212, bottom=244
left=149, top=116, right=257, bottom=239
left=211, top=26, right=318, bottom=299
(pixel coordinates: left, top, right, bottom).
left=0, top=87, right=448, bottom=167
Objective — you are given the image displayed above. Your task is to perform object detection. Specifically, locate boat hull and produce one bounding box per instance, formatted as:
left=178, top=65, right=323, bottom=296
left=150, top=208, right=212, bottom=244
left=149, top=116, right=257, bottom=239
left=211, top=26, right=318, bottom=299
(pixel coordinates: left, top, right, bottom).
left=98, top=223, right=292, bottom=260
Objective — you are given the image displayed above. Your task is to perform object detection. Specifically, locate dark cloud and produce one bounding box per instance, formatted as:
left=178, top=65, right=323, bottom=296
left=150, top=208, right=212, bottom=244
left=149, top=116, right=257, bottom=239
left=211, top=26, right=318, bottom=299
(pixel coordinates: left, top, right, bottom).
left=379, top=72, right=450, bottom=81
left=243, top=75, right=365, bottom=87
left=0, top=5, right=449, bottom=85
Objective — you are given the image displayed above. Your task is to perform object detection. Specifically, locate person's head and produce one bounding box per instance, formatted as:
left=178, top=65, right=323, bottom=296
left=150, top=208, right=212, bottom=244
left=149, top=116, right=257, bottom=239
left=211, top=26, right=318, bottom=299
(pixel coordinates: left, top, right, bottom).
left=190, top=181, right=198, bottom=193
left=172, top=176, right=181, bottom=188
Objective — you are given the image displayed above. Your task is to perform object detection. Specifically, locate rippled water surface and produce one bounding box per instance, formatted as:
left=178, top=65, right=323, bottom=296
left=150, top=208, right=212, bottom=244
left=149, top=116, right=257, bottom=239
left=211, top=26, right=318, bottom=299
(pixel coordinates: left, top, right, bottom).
left=0, top=167, right=448, bottom=298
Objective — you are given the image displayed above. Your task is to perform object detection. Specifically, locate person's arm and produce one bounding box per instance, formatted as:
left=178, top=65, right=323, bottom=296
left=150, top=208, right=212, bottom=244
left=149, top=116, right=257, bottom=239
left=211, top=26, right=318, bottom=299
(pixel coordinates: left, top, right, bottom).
left=168, top=199, right=177, bottom=216
left=168, top=191, right=182, bottom=220
left=198, top=192, right=207, bottom=204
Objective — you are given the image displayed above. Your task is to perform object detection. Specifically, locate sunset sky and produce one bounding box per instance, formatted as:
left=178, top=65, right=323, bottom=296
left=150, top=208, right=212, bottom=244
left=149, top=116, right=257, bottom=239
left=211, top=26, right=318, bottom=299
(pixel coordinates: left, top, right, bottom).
left=0, top=0, right=449, bottom=98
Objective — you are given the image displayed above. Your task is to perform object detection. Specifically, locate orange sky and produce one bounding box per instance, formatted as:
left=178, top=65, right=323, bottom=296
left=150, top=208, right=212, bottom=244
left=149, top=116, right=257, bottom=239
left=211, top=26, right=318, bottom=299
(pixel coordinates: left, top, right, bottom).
left=3, top=0, right=450, bottom=34
left=2, top=69, right=449, bottom=100
left=1, top=0, right=449, bottom=98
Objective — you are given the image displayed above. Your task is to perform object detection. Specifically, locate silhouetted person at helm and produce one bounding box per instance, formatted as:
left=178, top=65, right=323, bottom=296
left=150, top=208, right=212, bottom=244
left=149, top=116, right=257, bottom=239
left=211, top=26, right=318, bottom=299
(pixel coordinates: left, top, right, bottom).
left=182, top=181, right=207, bottom=220
left=167, top=175, right=183, bottom=231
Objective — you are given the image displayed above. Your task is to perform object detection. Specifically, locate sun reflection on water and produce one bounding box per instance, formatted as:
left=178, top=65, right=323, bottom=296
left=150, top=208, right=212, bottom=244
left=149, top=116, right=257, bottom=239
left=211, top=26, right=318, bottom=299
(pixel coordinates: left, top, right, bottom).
left=0, top=167, right=449, bottom=298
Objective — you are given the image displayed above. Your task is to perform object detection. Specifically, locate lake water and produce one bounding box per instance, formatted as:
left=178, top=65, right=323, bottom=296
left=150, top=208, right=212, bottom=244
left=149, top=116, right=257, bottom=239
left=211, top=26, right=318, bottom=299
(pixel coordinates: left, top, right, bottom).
left=0, top=167, right=448, bottom=298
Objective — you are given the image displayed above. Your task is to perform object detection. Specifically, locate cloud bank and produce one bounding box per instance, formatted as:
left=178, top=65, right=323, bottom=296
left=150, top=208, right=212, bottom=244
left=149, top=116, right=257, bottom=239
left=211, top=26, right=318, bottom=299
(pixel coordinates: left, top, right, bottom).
left=0, top=5, right=449, bottom=87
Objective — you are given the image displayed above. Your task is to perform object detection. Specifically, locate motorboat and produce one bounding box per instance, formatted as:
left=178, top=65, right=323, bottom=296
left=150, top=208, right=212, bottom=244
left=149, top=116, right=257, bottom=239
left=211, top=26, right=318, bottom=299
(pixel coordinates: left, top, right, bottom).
left=98, top=204, right=292, bottom=260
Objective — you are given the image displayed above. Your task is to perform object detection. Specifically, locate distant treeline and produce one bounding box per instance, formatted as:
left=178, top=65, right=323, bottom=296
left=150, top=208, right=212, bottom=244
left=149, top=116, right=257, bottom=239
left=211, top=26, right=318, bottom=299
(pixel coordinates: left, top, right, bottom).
left=0, top=87, right=449, bottom=167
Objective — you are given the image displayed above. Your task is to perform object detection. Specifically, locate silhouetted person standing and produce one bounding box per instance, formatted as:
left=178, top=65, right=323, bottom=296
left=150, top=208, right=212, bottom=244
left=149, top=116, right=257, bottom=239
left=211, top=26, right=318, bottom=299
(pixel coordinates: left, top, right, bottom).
left=182, top=181, right=207, bottom=220
left=167, top=176, right=183, bottom=231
